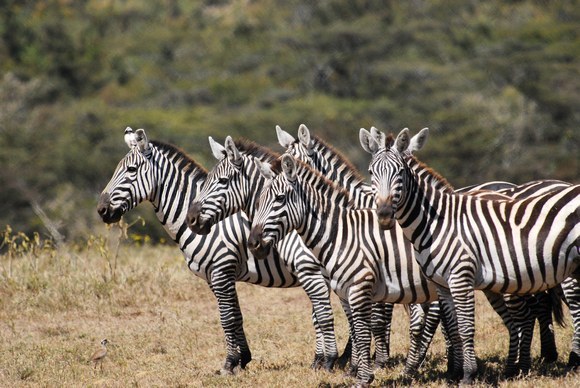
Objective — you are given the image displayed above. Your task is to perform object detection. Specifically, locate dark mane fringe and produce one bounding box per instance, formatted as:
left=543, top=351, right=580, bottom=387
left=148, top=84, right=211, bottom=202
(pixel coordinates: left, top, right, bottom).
left=310, top=135, right=365, bottom=182
left=384, top=133, right=395, bottom=148
left=408, top=154, right=454, bottom=191
left=293, top=157, right=353, bottom=207
left=150, top=140, right=207, bottom=175
left=234, top=138, right=281, bottom=163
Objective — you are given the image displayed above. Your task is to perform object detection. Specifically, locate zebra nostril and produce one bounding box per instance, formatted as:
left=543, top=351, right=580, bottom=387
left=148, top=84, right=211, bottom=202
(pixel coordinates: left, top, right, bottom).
left=97, top=192, right=111, bottom=217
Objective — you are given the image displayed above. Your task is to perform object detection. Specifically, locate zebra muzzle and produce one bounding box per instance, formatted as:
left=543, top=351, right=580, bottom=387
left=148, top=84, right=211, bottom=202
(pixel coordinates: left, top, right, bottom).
left=186, top=201, right=212, bottom=234
left=376, top=201, right=396, bottom=230
left=97, top=192, right=123, bottom=224
left=248, top=224, right=273, bottom=260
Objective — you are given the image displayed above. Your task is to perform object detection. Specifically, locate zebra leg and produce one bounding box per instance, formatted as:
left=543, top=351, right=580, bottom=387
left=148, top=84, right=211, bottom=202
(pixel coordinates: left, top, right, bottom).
left=210, top=274, right=250, bottom=374
left=310, top=310, right=325, bottom=370
left=504, top=294, right=534, bottom=377
left=403, top=303, right=426, bottom=377
left=349, top=282, right=375, bottom=387
left=483, top=291, right=519, bottom=377
left=448, top=280, right=478, bottom=384
left=404, top=301, right=441, bottom=376
left=563, top=277, right=580, bottom=371
left=338, top=299, right=358, bottom=375
left=295, top=265, right=338, bottom=371
left=533, top=291, right=559, bottom=363
left=371, top=302, right=393, bottom=369
left=437, top=286, right=464, bottom=380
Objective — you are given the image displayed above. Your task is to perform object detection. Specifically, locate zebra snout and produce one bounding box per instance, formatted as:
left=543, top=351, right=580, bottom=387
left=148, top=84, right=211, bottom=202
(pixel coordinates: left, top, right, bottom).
left=186, top=201, right=212, bottom=235
left=376, top=199, right=396, bottom=230
left=248, top=224, right=272, bottom=260
left=97, top=192, right=122, bottom=224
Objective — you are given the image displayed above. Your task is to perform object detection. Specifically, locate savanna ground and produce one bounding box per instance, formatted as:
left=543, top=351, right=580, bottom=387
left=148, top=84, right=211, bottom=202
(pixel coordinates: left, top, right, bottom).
left=1, top=225, right=578, bottom=387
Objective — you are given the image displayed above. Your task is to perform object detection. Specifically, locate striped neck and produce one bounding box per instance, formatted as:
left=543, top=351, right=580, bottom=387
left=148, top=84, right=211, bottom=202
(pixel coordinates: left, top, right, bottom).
left=149, top=141, right=208, bottom=241
left=233, top=140, right=281, bottom=220
left=292, top=160, right=352, bottom=249
left=308, top=136, right=375, bottom=208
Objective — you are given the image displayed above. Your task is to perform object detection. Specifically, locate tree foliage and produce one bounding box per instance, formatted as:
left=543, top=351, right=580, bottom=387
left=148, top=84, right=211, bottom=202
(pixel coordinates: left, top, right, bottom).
left=0, top=0, right=578, bottom=241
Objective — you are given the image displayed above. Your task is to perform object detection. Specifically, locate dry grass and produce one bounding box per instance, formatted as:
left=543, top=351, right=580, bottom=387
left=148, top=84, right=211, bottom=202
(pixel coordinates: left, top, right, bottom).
left=0, top=228, right=578, bottom=387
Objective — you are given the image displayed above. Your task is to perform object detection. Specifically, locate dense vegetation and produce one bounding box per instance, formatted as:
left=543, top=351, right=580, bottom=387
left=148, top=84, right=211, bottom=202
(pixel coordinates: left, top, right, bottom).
left=1, top=0, right=578, bottom=242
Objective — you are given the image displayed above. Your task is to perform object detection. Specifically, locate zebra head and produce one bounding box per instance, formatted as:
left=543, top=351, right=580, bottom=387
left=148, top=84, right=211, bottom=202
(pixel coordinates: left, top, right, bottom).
left=97, top=128, right=154, bottom=224
left=249, top=155, right=303, bottom=260
left=276, top=124, right=332, bottom=175
left=360, top=127, right=411, bottom=230
left=187, top=136, right=242, bottom=234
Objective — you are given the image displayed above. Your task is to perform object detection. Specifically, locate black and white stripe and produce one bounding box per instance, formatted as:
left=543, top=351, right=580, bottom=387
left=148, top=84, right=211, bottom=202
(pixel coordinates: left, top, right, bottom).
left=97, top=128, right=336, bottom=373
left=362, top=128, right=580, bottom=384
left=185, top=136, right=342, bottom=369
left=248, top=154, right=459, bottom=386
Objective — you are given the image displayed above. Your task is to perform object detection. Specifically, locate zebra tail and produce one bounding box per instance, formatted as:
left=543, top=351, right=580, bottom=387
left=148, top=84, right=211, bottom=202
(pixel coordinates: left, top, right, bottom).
left=549, top=285, right=566, bottom=328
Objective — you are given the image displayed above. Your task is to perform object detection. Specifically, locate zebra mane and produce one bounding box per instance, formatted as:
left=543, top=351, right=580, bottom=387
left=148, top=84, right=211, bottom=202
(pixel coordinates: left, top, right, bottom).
left=233, top=138, right=282, bottom=172
left=150, top=140, right=208, bottom=176
left=291, top=157, right=353, bottom=208
left=406, top=153, right=454, bottom=192
left=310, top=135, right=366, bottom=182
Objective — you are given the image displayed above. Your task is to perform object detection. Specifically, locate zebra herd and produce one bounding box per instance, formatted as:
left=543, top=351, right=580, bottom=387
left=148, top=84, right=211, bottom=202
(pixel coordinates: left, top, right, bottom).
left=97, top=125, right=579, bottom=386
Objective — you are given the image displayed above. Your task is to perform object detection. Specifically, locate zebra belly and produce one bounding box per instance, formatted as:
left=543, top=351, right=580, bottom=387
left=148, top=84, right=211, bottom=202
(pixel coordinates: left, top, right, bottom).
left=371, top=280, right=436, bottom=304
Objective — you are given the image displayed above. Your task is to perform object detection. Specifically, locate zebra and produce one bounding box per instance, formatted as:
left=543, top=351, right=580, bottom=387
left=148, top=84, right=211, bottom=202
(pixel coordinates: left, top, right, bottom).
left=366, top=126, right=579, bottom=371
left=456, top=179, right=579, bottom=370
left=186, top=137, right=395, bottom=371
left=278, top=124, right=567, bottom=372
left=360, top=127, right=580, bottom=384
left=247, top=154, right=466, bottom=387
left=96, top=127, right=340, bottom=373
left=275, top=125, right=449, bottom=372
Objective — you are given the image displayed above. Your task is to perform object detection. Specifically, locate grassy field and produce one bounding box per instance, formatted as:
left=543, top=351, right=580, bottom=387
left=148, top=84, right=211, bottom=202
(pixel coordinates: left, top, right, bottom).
left=0, top=228, right=578, bottom=387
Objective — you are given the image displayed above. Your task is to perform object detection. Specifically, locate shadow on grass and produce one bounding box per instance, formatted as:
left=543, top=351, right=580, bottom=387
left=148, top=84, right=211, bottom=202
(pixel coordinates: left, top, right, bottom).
left=374, top=354, right=574, bottom=387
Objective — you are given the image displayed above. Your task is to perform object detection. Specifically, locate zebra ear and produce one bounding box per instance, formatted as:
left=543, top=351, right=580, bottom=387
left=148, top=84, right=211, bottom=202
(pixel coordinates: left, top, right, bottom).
left=297, top=124, right=312, bottom=149
left=276, top=125, right=295, bottom=149
left=124, top=126, right=138, bottom=148
left=281, top=154, right=297, bottom=181
left=394, top=128, right=410, bottom=154
left=208, top=136, right=226, bottom=160
left=256, top=159, right=276, bottom=180
left=408, top=127, right=429, bottom=154
left=369, top=126, right=386, bottom=148
left=224, top=136, right=242, bottom=165
left=135, top=129, right=149, bottom=152
left=359, top=128, right=381, bottom=155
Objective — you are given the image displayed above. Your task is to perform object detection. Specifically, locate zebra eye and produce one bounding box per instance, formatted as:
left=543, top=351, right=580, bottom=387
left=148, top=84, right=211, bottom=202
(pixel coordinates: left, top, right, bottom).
left=218, top=177, right=229, bottom=185
left=368, top=169, right=373, bottom=176
left=127, top=166, right=137, bottom=173
left=275, top=194, right=285, bottom=202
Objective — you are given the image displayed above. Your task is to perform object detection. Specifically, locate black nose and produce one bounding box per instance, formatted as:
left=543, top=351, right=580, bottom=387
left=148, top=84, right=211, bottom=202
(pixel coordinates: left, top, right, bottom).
left=97, top=192, right=111, bottom=217
left=376, top=203, right=393, bottom=220
left=248, top=224, right=263, bottom=251
left=187, top=202, right=202, bottom=228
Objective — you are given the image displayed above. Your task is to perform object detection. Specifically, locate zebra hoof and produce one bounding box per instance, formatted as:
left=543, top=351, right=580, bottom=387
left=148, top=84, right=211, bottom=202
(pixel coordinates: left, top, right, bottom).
left=218, top=368, right=235, bottom=376
left=540, top=350, right=558, bottom=364
left=336, top=354, right=350, bottom=370
left=323, top=354, right=338, bottom=371
left=504, top=367, right=519, bottom=379
left=566, top=351, right=580, bottom=372
left=240, top=350, right=252, bottom=369
left=310, top=353, right=325, bottom=370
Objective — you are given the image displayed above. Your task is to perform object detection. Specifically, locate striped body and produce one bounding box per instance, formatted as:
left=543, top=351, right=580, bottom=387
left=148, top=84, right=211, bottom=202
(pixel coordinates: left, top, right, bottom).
left=186, top=137, right=340, bottom=369
left=97, top=130, right=334, bottom=373
left=278, top=125, right=450, bottom=372
left=281, top=125, right=563, bottom=375
left=363, top=128, right=580, bottom=383
left=249, top=155, right=445, bottom=386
